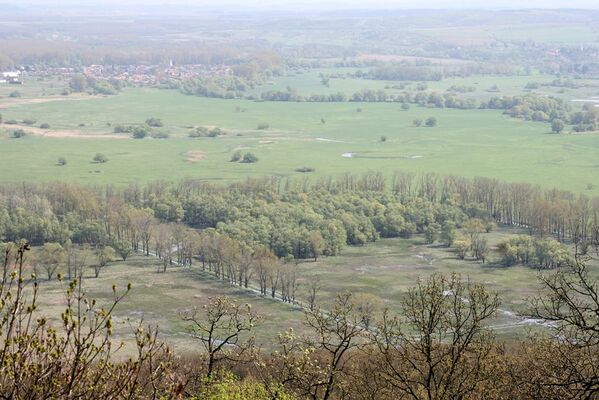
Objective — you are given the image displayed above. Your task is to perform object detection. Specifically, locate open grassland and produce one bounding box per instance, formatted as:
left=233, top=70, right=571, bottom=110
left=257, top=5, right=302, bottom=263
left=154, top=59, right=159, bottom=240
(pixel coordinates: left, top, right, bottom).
left=0, top=88, right=598, bottom=193
left=33, top=254, right=307, bottom=356
left=31, top=226, right=586, bottom=354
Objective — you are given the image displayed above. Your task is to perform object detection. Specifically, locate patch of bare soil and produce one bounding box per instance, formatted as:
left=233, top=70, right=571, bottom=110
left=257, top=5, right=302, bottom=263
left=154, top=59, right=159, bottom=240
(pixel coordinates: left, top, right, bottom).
left=0, top=94, right=99, bottom=109
left=185, top=150, right=205, bottom=162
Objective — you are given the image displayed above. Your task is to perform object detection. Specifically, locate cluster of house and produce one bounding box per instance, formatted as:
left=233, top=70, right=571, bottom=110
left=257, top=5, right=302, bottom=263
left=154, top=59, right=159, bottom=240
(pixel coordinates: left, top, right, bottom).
left=0, top=71, right=22, bottom=84
left=82, top=62, right=234, bottom=84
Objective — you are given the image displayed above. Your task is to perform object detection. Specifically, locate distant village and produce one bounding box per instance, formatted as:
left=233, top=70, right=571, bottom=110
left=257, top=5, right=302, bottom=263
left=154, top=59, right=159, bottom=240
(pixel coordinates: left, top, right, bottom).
left=0, top=71, right=23, bottom=84
left=1, top=62, right=235, bottom=87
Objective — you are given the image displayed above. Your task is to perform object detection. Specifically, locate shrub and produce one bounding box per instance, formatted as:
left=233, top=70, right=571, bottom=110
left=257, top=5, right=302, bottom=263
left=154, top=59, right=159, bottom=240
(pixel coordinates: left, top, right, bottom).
left=5, top=120, right=18, bottom=125
left=189, top=126, right=209, bottom=137
left=241, top=152, right=259, bottom=163
left=413, top=118, right=423, bottom=127
left=22, top=118, right=37, bottom=125
left=208, top=127, right=224, bottom=137
left=40, top=123, right=51, bottom=129
left=295, top=166, right=315, bottom=173
left=151, top=132, right=169, bottom=139
left=9, top=90, right=21, bottom=98
left=132, top=126, right=149, bottom=139
left=145, top=117, right=163, bottom=127
left=380, top=135, right=387, bottom=142
left=425, top=117, right=437, bottom=127
left=93, top=153, right=108, bottom=163
left=12, top=129, right=26, bottom=138
left=257, top=122, right=269, bottom=130
left=230, top=151, right=242, bottom=162
left=57, top=157, right=67, bottom=166
left=401, top=103, right=410, bottom=110
left=113, top=124, right=133, bottom=133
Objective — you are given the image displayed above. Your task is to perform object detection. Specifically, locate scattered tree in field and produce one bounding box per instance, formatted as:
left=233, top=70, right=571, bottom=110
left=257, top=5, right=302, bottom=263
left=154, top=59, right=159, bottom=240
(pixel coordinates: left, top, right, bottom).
left=132, top=126, right=149, bottom=139
left=40, top=242, right=65, bottom=280
left=111, top=239, right=132, bottom=261
left=257, top=122, right=269, bottom=130
left=182, top=296, right=260, bottom=378
left=94, top=246, right=116, bottom=277
left=242, top=152, right=259, bottom=163
left=379, top=135, right=387, bottom=142
left=401, top=103, right=410, bottom=110
left=145, top=117, right=163, bottom=127
left=40, top=122, right=50, bottom=129
left=12, top=129, right=26, bottom=138
left=93, top=153, right=108, bottom=163
left=230, top=151, right=242, bottom=162
left=453, top=236, right=471, bottom=259
left=305, top=275, right=322, bottom=312
left=551, top=119, right=565, bottom=133
left=440, top=221, right=457, bottom=246
left=9, top=90, right=21, bottom=98
left=413, top=118, right=423, bottom=127
left=22, top=118, right=36, bottom=125
left=425, top=116, right=437, bottom=127
left=57, top=157, right=67, bottom=166
left=69, top=74, right=87, bottom=92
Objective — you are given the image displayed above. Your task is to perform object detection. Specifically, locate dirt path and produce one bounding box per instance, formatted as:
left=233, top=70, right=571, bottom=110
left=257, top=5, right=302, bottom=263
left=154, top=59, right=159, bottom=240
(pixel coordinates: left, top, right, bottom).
left=1, top=123, right=128, bottom=139
left=185, top=150, right=205, bottom=162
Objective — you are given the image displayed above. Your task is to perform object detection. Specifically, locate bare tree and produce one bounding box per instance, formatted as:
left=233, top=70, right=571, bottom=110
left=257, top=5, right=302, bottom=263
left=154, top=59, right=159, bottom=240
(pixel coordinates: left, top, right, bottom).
left=374, top=273, right=500, bottom=400
left=273, top=292, right=372, bottom=400
left=306, top=275, right=322, bottom=312
left=181, top=296, right=261, bottom=378
left=525, top=250, right=599, bottom=399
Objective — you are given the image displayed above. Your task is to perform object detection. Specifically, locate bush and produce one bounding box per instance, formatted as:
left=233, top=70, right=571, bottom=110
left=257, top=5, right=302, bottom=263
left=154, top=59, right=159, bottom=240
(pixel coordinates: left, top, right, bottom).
left=151, top=132, right=169, bottom=139
left=12, top=129, right=26, bottom=138
left=241, top=152, right=259, bottom=163
left=132, top=126, right=149, bottom=139
left=57, top=157, right=67, bottom=166
left=145, top=117, right=163, bottom=127
left=230, top=151, right=242, bottom=162
left=5, top=120, right=18, bottom=125
left=40, top=123, right=51, bottom=129
left=413, top=118, right=423, bottom=127
left=425, top=117, right=437, bottom=127
left=401, top=103, right=410, bottom=110
left=295, top=166, right=315, bottom=173
left=113, top=124, right=133, bottom=133
left=208, top=127, right=224, bottom=137
left=189, top=126, right=209, bottom=137
left=22, top=118, right=37, bottom=125
left=256, top=122, right=269, bottom=130
left=380, top=135, right=387, bottom=142
left=93, top=153, right=108, bottom=163
left=9, top=91, right=21, bottom=98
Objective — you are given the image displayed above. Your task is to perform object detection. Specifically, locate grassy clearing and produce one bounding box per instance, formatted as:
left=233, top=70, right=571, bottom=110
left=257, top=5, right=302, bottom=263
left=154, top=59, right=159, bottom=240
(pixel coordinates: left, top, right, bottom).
left=0, top=88, right=598, bottom=193
left=33, top=254, right=307, bottom=355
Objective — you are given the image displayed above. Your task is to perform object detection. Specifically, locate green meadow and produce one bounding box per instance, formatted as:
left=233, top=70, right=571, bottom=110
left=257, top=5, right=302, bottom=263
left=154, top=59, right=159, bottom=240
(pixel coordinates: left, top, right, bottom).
left=1, top=87, right=598, bottom=193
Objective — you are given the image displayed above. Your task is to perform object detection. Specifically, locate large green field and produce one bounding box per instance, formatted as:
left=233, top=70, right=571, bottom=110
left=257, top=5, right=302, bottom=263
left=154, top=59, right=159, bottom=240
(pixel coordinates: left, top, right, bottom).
left=1, top=87, right=598, bottom=193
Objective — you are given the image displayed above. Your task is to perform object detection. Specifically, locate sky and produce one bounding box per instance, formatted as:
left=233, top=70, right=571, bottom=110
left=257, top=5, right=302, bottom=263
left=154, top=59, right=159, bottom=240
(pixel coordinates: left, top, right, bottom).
left=16, top=0, right=599, bottom=9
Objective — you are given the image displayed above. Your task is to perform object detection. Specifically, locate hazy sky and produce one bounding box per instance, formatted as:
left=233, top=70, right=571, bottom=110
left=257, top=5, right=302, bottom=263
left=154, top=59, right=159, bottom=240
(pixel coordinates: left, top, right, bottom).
left=18, top=0, right=599, bottom=9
